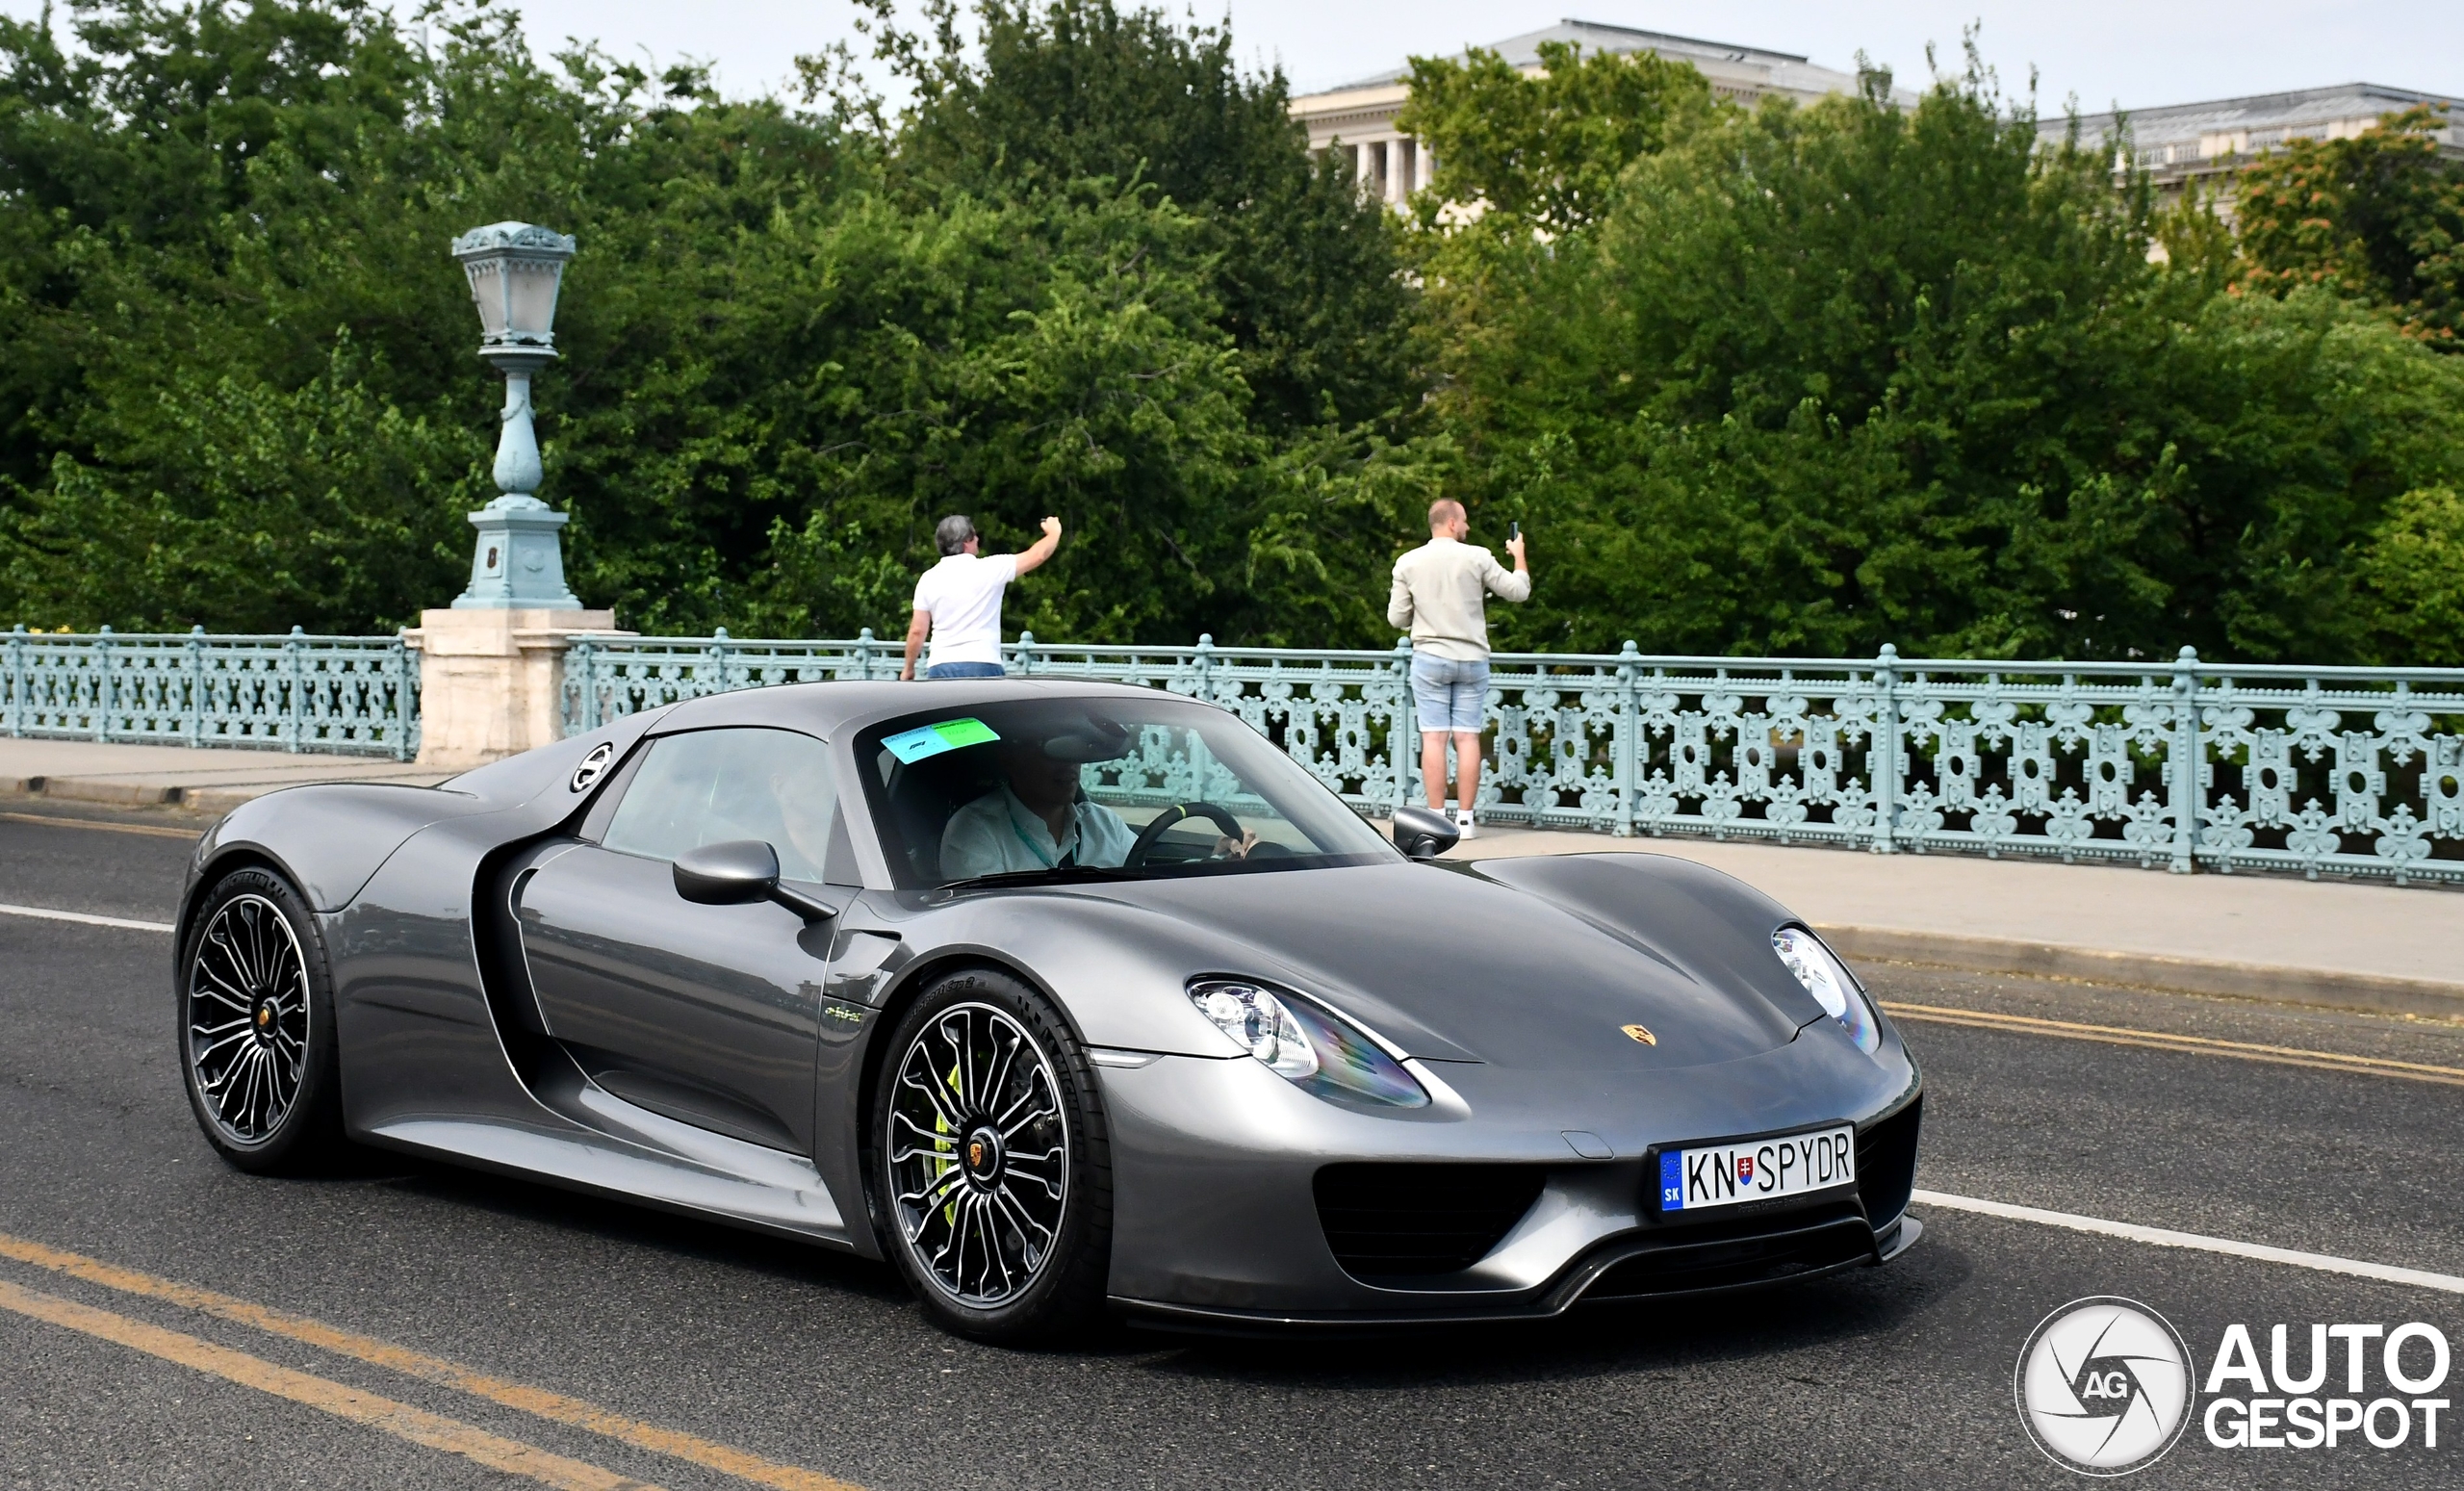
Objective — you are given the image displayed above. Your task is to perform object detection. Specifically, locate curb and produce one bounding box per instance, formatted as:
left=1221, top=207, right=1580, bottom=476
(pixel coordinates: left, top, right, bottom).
left=1818, top=923, right=2464, bottom=1023
left=4, top=776, right=230, bottom=813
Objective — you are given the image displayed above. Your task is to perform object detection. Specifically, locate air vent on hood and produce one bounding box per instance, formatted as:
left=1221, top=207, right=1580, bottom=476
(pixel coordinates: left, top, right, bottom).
left=1313, top=1163, right=1547, bottom=1279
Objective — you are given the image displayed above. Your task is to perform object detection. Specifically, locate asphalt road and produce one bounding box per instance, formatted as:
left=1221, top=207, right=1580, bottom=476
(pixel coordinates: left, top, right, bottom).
left=2, top=805, right=2459, bottom=1489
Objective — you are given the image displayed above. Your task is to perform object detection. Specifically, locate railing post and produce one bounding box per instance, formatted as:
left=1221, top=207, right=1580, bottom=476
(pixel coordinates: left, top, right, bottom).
left=564, top=635, right=595, bottom=735
left=1393, top=635, right=1416, bottom=812
left=855, top=627, right=875, bottom=681
left=93, top=626, right=113, bottom=743
left=282, top=626, right=306, bottom=753
left=186, top=626, right=205, bottom=748
left=1870, top=643, right=1899, bottom=854
left=1194, top=633, right=1215, bottom=706
left=6, top=624, right=25, bottom=738
left=390, top=631, right=414, bottom=760
left=1615, top=641, right=1640, bottom=837
left=2169, top=644, right=2200, bottom=875
left=1014, top=630, right=1036, bottom=677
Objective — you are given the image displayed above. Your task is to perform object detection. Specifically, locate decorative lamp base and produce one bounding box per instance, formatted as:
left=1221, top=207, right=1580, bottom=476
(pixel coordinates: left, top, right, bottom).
left=454, top=497, right=582, bottom=609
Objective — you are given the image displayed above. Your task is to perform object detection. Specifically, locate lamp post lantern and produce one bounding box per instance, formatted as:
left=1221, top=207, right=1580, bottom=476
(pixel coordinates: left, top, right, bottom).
left=449, top=221, right=582, bottom=608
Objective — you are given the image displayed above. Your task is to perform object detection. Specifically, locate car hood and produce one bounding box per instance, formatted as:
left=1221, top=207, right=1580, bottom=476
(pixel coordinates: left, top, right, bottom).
left=1091, top=859, right=1818, bottom=1071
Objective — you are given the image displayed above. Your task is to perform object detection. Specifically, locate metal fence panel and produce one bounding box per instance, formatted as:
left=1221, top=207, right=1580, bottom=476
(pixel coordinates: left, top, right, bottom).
left=558, top=632, right=2464, bottom=887
left=3, top=626, right=420, bottom=760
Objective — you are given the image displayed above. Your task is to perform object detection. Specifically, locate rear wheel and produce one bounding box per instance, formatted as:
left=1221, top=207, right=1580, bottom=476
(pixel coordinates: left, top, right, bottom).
left=873, top=968, right=1112, bottom=1344
left=178, top=866, right=346, bottom=1172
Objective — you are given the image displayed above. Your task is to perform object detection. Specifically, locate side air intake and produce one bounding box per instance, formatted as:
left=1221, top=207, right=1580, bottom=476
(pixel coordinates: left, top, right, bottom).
left=1313, top=1164, right=1548, bottom=1279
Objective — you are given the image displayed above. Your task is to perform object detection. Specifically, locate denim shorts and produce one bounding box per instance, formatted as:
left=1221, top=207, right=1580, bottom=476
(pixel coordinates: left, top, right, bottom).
left=1411, top=654, right=1490, bottom=733
left=928, top=660, right=1007, bottom=680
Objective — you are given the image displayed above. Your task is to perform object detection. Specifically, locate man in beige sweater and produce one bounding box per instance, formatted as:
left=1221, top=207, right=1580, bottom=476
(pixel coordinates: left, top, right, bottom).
left=1387, top=500, right=1530, bottom=838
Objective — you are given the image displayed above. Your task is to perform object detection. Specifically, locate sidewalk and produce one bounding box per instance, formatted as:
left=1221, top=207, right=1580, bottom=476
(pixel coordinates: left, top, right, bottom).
left=0, top=738, right=450, bottom=814
left=6, top=739, right=2456, bottom=1020
left=1446, top=825, right=2464, bottom=1021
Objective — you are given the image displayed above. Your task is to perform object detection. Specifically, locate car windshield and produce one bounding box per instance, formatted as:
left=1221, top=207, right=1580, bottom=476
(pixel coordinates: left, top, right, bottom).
left=855, top=696, right=1401, bottom=888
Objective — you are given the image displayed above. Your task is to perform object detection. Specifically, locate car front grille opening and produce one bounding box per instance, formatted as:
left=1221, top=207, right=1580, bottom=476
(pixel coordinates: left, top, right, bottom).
left=1313, top=1163, right=1549, bottom=1280
left=1583, top=1204, right=1874, bottom=1300
left=1857, top=1096, right=1922, bottom=1228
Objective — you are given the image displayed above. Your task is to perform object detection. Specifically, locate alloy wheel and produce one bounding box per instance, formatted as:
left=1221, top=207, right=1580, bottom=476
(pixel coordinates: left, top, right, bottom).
left=886, top=1002, right=1070, bottom=1307
left=186, top=893, right=311, bottom=1144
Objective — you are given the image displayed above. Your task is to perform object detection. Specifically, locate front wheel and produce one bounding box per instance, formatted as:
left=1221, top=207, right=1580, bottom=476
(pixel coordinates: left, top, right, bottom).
left=873, top=969, right=1112, bottom=1344
left=178, top=866, right=346, bottom=1172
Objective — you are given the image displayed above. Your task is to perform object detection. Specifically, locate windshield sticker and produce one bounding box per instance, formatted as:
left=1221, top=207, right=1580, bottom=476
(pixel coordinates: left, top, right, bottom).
left=883, top=717, right=1001, bottom=763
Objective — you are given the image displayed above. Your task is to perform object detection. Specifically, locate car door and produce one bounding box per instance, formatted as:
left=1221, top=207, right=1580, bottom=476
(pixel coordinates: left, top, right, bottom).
left=514, top=726, right=849, bottom=1153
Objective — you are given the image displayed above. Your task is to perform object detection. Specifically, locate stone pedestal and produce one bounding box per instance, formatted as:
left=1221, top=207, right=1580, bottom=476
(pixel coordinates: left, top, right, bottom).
left=406, top=608, right=623, bottom=770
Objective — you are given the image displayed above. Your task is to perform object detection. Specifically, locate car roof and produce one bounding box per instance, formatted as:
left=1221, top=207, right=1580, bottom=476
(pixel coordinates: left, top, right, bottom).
left=653, top=678, right=1184, bottom=739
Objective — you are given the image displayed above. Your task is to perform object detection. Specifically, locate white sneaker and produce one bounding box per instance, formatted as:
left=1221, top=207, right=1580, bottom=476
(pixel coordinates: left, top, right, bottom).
left=1451, top=813, right=1478, bottom=841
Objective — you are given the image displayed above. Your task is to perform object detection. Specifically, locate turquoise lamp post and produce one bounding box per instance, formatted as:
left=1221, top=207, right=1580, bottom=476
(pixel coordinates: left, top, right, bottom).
left=449, top=222, right=583, bottom=608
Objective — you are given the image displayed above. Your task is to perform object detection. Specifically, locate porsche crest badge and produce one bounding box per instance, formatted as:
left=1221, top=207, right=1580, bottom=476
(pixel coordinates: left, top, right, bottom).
left=968, top=1141, right=986, bottom=1168
left=1621, top=1023, right=1657, bottom=1046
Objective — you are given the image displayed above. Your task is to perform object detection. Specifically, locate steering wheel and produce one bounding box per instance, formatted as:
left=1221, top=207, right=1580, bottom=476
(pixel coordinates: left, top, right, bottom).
left=1125, top=802, right=1248, bottom=867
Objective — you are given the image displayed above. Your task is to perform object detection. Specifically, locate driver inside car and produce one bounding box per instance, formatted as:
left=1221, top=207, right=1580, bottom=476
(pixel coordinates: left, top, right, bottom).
left=939, top=726, right=1142, bottom=880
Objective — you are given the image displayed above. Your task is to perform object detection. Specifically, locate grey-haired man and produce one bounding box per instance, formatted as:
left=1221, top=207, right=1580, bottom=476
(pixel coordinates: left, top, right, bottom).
left=901, top=514, right=1062, bottom=681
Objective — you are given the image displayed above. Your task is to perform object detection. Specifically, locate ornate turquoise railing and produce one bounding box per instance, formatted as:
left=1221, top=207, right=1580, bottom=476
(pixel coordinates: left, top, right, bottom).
left=561, top=631, right=2464, bottom=887
left=2, top=626, right=420, bottom=759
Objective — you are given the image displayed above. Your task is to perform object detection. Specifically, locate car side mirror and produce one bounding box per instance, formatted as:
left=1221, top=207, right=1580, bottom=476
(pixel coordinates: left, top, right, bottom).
left=1391, top=806, right=1460, bottom=861
left=673, top=840, right=836, bottom=922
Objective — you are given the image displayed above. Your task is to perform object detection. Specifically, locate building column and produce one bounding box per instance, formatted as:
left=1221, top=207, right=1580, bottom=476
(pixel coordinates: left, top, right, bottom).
left=1392, top=138, right=1417, bottom=202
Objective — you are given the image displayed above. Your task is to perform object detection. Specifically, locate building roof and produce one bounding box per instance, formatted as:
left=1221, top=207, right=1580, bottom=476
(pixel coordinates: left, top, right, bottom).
left=1313, top=17, right=1873, bottom=104
left=2042, top=81, right=2462, bottom=159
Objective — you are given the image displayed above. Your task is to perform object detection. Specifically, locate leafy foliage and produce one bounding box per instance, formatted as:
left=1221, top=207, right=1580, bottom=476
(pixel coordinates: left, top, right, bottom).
left=2356, top=485, right=2464, bottom=665
left=0, top=0, right=1426, bottom=641
left=2233, top=105, right=2464, bottom=349
left=1396, top=39, right=1716, bottom=237
left=4, top=4, right=2461, bottom=665
left=1409, top=61, right=2464, bottom=663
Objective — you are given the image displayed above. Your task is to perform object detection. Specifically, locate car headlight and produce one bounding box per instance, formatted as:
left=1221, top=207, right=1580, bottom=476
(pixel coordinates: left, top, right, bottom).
left=1771, top=926, right=1882, bottom=1054
left=1187, top=979, right=1429, bottom=1108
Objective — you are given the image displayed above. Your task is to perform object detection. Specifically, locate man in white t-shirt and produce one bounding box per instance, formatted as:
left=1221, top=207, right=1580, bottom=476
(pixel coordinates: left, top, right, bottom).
left=900, top=513, right=1062, bottom=681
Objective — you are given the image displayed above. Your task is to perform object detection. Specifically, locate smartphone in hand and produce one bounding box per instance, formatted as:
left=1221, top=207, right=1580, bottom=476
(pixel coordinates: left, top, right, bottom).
left=1509, top=521, right=1521, bottom=541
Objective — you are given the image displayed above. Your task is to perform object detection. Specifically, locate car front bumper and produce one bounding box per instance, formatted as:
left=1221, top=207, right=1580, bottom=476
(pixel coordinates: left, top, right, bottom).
left=1094, top=1032, right=1923, bottom=1325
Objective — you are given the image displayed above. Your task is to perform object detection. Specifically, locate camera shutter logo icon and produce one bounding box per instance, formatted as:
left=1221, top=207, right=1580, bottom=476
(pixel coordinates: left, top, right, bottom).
left=2015, top=1297, right=2195, bottom=1476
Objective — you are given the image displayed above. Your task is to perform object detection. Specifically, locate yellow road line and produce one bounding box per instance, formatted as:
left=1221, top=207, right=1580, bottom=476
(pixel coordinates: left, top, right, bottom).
left=0, top=1277, right=662, bottom=1490
left=0, top=810, right=199, bottom=839
left=0, top=1232, right=863, bottom=1491
left=1882, top=1001, right=2464, bottom=1087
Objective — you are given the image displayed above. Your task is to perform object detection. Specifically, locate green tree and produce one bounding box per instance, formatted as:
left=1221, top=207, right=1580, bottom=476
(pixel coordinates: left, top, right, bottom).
left=2234, top=104, right=2464, bottom=349
left=1395, top=39, right=1718, bottom=237
left=2356, top=485, right=2464, bottom=665
left=1, top=0, right=1429, bottom=642
left=844, top=0, right=1418, bottom=435
left=1414, top=63, right=2464, bottom=661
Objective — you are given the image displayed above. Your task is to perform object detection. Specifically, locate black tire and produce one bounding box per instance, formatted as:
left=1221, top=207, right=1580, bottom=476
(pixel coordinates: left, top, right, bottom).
left=871, top=967, right=1113, bottom=1344
left=177, top=866, right=346, bottom=1173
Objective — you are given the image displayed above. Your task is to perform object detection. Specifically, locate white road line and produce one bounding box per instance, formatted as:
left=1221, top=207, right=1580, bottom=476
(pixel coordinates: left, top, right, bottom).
left=0, top=902, right=175, bottom=934
left=1914, top=1189, right=2464, bottom=1296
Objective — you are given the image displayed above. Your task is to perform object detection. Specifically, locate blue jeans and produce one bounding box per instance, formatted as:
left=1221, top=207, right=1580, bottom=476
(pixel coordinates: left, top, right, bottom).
left=927, top=661, right=1007, bottom=680
left=1411, top=654, right=1489, bottom=733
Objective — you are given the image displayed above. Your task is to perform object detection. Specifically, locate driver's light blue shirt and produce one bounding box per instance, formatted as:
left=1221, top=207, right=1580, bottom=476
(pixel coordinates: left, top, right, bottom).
left=939, top=785, right=1138, bottom=881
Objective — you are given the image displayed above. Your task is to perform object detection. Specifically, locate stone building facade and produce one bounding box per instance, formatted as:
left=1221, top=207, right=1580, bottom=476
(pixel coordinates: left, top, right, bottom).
left=2047, top=83, right=2463, bottom=220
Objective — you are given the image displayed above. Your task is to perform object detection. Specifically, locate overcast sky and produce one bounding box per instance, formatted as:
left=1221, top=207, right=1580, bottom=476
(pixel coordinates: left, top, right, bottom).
left=9, top=2, right=2458, bottom=116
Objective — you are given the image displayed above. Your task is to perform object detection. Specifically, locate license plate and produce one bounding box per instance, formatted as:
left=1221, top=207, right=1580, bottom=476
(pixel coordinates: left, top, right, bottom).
left=1656, top=1126, right=1856, bottom=1214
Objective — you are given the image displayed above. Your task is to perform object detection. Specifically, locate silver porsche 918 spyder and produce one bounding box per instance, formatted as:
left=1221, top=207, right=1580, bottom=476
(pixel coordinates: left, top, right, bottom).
left=176, top=680, right=1922, bottom=1341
